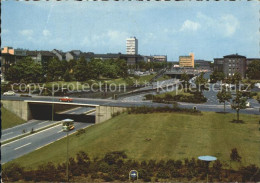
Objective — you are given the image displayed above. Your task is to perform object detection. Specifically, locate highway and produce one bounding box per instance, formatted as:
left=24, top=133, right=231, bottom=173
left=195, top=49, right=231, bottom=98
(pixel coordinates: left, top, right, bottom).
left=2, top=120, right=60, bottom=142
left=2, top=122, right=93, bottom=164
left=57, top=106, right=95, bottom=115
left=2, top=106, right=95, bottom=143
left=2, top=93, right=260, bottom=115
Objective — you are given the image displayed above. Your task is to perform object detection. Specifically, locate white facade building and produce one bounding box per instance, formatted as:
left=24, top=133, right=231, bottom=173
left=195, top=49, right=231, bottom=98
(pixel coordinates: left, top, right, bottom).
left=126, top=37, right=138, bottom=55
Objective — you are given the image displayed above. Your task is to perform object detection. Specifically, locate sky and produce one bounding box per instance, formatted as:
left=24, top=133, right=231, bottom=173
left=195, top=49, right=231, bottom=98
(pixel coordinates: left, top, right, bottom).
left=2, top=1, right=259, bottom=61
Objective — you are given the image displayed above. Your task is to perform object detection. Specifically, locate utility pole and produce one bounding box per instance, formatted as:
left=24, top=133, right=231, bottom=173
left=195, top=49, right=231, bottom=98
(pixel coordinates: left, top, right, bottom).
left=52, top=91, right=54, bottom=122
left=66, top=131, right=69, bottom=182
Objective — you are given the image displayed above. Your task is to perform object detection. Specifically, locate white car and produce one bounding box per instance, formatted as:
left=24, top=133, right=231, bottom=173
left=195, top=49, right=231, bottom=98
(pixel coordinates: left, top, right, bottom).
left=3, top=91, right=16, bottom=96
left=246, top=101, right=251, bottom=108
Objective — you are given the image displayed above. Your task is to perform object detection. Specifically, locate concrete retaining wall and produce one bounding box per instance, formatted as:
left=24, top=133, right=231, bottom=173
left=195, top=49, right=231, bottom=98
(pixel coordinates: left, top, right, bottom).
left=95, top=106, right=127, bottom=123
left=2, top=100, right=32, bottom=121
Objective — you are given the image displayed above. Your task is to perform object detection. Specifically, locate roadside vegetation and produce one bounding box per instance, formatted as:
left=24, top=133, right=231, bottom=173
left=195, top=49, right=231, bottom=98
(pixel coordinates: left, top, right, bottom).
left=2, top=57, right=173, bottom=95
left=3, top=149, right=260, bottom=182
left=1, top=106, right=26, bottom=129
left=4, top=57, right=170, bottom=85
left=2, top=111, right=260, bottom=182
left=4, top=111, right=260, bottom=169
left=144, top=73, right=208, bottom=104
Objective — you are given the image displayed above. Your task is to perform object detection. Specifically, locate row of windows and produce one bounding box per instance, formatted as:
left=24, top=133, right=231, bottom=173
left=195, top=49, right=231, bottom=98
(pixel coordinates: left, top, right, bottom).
left=229, top=68, right=239, bottom=71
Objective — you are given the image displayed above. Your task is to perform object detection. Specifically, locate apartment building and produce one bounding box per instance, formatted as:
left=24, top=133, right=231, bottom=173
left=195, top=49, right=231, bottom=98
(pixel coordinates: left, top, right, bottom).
left=179, top=53, right=194, bottom=68
left=126, top=37, right=138, bottom=55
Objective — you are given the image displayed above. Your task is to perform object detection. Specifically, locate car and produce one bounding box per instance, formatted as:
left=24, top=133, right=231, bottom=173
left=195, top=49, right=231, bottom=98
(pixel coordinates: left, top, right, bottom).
left=246, top=101, right=251, bottom=108
left=59, top=96, right=73, bottom=102
left=3, top=91, right=15, bottom=96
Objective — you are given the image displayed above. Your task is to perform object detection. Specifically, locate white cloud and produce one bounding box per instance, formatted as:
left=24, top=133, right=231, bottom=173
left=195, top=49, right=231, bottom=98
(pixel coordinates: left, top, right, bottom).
left=220, top=15, right=239, bottom=37
left=42, top=29, right=51, bottom=37
left=180, top=20, right=201, bottom=32
left=81, top=30, right=129, bottom=48
left=197, top=12, right=240, bottom=37
left=19, top=29, right=34, bottom=37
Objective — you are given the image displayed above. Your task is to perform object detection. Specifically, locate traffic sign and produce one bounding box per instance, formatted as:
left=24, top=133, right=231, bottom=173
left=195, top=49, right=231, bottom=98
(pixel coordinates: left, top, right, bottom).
left=129, top=170, right=138, bottom=181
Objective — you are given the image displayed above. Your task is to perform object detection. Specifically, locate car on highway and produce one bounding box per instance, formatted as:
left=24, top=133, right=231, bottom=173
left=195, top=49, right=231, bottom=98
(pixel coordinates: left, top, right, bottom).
left=3, top=91, right=15, bottom=96
left=59, top=96, right=73, bottom=102
left=246, top=101, right=251, bottom=108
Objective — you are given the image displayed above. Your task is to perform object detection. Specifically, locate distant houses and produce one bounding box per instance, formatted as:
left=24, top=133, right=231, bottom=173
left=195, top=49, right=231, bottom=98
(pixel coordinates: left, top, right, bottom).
left=0, top=46, right=168, bottom=76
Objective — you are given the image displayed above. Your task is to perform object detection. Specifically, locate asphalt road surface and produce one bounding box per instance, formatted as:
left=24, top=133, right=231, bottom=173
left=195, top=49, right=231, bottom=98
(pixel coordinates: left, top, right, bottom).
left=2, top=94, right=259, bottom=115
left=2, top=120, right=60, bottom=142
left=2, top=122, right=93, bottom=164
left=57, top=106, right=95, bottom=115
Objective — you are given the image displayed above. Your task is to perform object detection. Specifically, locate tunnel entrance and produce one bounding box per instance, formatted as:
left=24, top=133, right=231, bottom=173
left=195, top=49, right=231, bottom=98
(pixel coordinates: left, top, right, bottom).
left=28, top=103, right=95, bottom=123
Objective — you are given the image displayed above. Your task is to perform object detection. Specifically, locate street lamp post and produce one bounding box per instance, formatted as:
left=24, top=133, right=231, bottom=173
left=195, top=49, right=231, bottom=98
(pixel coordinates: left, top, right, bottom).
left=44, top=88, right=54, bottom=122
left=61, top=119, right=74, bottom=182
left=198, top=155, right=217, bottom=183
left=66, top=130, right=69, bottom=182
left=52, top=91, right=54, bottom=122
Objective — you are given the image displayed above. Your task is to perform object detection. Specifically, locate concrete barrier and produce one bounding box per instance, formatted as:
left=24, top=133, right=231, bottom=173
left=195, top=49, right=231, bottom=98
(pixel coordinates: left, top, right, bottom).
left=95, top=106, right=127, bottom=123
left=2, top=100, right=32, bottom=121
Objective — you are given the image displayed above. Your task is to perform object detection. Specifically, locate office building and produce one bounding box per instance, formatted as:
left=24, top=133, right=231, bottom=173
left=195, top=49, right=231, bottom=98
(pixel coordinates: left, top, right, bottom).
left=153, top=55, right=167, bottom=62
left=126, top=37, right=138, bottom=55
left=179, top=53, right=194, bottom=68
left=214, top=54, right=247, bottom=78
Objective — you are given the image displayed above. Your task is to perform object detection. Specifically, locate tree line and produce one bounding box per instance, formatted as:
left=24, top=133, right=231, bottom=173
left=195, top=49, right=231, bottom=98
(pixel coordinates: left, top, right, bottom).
left=3, top=150, right=260, bottom=182
left=5, top=57, right=170, bottom=84
left=5, top=57, right=129, bottom=83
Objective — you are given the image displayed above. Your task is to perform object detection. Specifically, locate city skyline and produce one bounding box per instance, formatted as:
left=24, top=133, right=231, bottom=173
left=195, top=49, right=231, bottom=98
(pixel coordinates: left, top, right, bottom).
left=2, top=1, right=259, bottom=61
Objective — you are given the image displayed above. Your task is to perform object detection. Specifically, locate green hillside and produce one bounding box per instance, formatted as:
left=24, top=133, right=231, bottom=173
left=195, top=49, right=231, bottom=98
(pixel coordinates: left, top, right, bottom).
left=5, top=112, right=260, bottom=169
left=1, top=106, right=26, bottom=129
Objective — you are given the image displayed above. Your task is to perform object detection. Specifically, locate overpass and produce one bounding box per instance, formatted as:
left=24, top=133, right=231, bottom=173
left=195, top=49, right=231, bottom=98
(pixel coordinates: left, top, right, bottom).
left=165, top=69, right=200, bottom=78
left=2, top=95, right=259, bottom=124
left=1, top=99, right=127, bottom=124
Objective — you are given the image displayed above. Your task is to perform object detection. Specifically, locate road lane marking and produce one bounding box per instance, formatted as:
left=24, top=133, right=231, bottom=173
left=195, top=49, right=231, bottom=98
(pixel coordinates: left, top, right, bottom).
left=58, top=107, right=81, bottom=114
left=38, top=120, right=49, bottom=125
left=87, top=111, right=96, bottom=115
left=1, top=121, right=61, bottom=143
left=2, top=124, right=61, bottom=147
left=57, top=130, right=63, bottom=133
left=2, top=120, right=39, bottom=132
left=14, top=143, right=31, bottom=150
left=84, top=109, right=96, bottom=115
left=2, top=132, right=13, bottom=136
left=35, top=124, right=94, bottom=151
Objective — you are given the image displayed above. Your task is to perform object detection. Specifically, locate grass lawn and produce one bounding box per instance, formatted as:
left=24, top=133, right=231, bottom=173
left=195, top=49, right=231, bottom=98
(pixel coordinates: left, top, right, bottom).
left=26, top=74, right=172, bottom=93
left=1, top=107, right=26, bottom=129
left=43, top=74, right=157, bottom=90
left=156, top=75, right=172, bottom=81
left=156, top=89, right=193, bottom=98
left=4, top=112, right=260, bottom=169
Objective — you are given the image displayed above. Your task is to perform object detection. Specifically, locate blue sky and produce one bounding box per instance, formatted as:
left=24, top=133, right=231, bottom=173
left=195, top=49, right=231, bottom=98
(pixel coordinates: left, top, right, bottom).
left=2, top=1, right=259, bottom=61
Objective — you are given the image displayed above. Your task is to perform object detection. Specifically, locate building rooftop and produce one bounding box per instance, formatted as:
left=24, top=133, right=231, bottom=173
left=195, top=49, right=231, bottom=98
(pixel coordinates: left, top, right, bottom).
left=223, top=54, right=246, bottom=58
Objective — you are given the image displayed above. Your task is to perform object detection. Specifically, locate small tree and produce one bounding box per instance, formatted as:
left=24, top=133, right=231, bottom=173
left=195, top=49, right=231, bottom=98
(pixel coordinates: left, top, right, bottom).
left=180, top=73, right=190, bottom=91
left=230, top=148, right=241, bottom=162
left=217, top=87, right=232, bottom=112
left=231, top=72, right=242, bottom=87
left=210, top=71, right=225, bottom=83
left=195, top=72, right=207, bottom=92
left=231, top=91, right=247, bottom=122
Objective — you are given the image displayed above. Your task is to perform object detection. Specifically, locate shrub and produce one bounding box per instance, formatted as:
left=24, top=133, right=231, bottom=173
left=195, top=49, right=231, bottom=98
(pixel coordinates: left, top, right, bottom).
left=2, top=163, right=25, bottom=182
left=240, top=164, right=260, bottom=182
left=76, top=129, right=86, bottom=136
left=128, top=105, right=201, bottom=115
left=144, top=94, right=154, bottom=100
left=230, top=148, right=242, bottom=162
